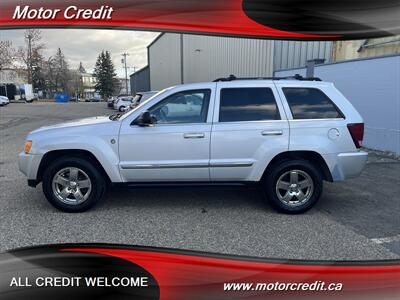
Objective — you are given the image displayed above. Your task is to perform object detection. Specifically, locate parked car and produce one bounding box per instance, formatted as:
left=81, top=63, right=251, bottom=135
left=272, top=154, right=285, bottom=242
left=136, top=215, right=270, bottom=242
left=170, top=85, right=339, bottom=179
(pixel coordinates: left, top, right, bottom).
left=84, top=98, right=101, bottom=102
left=19, top=75, right=367, bottom=213
left=107, top=96, right=117, bottom=108
left=128, top=91, right=158, bottom=110
left=113, top=95, right=134, bottom=112
left=0, top=95, right=10, bottom=106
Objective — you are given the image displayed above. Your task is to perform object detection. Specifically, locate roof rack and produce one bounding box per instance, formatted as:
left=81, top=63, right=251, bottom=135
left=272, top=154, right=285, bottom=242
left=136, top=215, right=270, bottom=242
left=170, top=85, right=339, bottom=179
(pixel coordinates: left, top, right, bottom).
left=213, top=74, right=321, bottom=82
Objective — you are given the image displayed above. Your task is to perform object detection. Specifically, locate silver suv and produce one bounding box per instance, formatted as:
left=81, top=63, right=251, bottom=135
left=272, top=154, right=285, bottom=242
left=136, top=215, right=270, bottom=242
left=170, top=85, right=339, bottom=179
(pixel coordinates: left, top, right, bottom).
left=19, top=75, right=367, bottom=213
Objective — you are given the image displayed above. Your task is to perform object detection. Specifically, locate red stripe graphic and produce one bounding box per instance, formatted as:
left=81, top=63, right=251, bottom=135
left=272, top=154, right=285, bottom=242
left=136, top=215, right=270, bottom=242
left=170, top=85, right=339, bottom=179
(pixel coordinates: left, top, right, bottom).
left=64, top=247, right=400, bottom=300
left=0, top=0, right=335, bottom=39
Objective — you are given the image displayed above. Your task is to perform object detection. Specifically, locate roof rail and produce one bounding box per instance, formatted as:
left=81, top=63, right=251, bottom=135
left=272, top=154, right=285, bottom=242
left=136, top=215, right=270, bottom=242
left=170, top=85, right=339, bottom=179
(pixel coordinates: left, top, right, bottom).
left=213, top=74, right=321, bottom=82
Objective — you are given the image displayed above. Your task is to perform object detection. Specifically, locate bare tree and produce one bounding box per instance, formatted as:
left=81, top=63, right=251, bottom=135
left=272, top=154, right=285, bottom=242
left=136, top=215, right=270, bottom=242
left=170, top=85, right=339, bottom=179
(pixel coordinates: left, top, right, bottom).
left=17, top=29, right=45, bottom=86
left=113, top=78, right=122, bottom=95
left=68, top=69, right=84, bottom=97
left=0, top=40, right=15, bottom=70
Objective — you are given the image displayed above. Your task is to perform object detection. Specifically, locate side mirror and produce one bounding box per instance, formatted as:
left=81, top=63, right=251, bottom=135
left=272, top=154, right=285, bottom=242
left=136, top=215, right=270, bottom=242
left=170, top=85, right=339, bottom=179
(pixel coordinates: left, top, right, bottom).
left=135, top=110, right=155, bottom=126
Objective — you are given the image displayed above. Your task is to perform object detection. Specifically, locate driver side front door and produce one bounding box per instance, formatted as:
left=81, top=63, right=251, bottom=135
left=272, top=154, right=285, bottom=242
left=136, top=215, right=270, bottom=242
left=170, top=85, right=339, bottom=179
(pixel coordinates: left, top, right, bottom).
left=118, top=87, right=215, bottom=182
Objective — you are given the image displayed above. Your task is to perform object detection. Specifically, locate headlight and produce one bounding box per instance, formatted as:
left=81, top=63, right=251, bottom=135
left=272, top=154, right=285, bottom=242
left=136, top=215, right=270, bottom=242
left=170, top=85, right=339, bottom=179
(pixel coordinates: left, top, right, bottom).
left=24, top=140, right=32, bottom=153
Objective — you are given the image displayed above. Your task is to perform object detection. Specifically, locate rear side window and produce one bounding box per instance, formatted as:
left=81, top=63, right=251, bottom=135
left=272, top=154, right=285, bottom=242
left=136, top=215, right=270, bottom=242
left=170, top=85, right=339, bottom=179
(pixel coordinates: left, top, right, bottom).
left=219, top=88, right=280, bottom=122
left=283, top=88, right=343, bottom=119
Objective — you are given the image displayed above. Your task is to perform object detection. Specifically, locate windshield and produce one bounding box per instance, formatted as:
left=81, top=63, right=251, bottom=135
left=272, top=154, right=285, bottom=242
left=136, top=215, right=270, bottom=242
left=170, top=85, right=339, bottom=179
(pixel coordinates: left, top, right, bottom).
left=118, top=88, right=172, bottom=121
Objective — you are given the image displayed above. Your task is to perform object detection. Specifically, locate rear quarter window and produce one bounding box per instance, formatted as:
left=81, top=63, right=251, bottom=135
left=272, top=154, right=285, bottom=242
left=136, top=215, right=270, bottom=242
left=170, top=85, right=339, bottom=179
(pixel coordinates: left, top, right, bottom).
left=282, top=87, right=344, bottom=119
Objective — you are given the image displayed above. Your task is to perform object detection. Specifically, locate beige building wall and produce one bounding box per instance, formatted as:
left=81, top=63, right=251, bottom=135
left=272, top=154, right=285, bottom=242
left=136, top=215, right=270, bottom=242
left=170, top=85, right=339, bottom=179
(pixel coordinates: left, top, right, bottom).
left=0, top=68, right=27, bottom=85
left=333, top=36, right=400, bottom=62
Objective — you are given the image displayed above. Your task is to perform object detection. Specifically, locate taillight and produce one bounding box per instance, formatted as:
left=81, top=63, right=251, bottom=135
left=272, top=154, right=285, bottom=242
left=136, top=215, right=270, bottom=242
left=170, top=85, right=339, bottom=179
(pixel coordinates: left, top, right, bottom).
left=347, top=123, right=364, bottom=148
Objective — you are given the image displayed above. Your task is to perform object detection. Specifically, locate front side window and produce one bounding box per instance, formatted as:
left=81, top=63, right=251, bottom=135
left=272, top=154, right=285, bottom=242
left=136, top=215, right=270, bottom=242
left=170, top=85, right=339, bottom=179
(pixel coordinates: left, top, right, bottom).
left=219, top=88, right=280, bottom=122
left=283, top=88, right=343, bottom=119
left=149, top=89, right=211, bottom=124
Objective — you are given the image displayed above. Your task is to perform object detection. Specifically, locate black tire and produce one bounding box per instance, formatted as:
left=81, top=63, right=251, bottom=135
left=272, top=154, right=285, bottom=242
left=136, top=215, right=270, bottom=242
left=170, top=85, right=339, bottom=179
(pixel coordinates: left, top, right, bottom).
left=42, top=156, right=107, bottom=212
left=262, top=159, right=323, bottom=214
left=119, top=106, right=125, bottom=112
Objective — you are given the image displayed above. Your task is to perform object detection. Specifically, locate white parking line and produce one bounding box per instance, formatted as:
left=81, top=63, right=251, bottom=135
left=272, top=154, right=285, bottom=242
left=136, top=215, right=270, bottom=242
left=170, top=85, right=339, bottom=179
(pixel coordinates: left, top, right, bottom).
left=371, top=234, right=400, bottom=244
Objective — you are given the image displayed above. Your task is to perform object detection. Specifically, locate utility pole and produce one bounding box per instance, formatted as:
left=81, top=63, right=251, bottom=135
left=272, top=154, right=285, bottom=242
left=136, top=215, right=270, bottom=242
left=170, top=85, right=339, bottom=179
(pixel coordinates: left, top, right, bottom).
left=27, top=33, right=33, bottom=84
left=121, top=53, right=129, bottom=94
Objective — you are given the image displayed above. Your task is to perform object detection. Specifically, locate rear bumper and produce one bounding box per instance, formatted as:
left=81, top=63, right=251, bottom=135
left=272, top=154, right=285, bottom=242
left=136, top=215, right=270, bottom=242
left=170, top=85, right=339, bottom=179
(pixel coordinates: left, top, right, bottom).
left=18, top=152, right=43, bottom=182
left=323, top=151, right=368, bottom=181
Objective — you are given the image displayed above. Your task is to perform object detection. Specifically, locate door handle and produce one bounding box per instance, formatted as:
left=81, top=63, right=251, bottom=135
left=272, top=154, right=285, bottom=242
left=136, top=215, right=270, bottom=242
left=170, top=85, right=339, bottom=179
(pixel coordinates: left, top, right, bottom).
left=261, top=130, right=283, bottom=136
left=183, top=132, right=205, bottom=139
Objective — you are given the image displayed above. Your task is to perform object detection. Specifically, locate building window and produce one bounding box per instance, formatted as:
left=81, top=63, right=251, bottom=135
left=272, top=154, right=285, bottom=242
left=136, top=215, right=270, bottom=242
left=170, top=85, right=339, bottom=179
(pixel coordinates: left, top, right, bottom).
left=283, top=88, right=343, bottom=119
left=219, top=88, right=280, bottom=122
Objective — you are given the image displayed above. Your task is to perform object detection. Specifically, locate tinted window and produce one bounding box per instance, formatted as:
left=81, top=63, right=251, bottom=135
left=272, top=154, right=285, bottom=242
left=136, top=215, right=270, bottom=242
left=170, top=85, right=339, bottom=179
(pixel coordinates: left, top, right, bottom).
left=283, top=88, right=343, bottom=119
left=219, top=88, right=280, bottom=122
left=120, top=97, right=133, bottom=102
left=149, top=89, right=210, bottom=124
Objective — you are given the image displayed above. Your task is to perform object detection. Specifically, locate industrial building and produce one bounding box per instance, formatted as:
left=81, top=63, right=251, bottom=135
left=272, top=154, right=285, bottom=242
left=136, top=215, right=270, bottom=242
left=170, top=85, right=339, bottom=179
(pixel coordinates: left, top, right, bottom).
left=146, top=33, right=332, bottom=90
left=130, top=65, right=150, bottom=94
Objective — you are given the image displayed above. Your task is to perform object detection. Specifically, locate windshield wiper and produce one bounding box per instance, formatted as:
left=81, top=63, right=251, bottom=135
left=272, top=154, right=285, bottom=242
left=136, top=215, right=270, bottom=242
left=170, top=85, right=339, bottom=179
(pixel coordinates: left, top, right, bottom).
left=109, top=113, right=121, bottom=121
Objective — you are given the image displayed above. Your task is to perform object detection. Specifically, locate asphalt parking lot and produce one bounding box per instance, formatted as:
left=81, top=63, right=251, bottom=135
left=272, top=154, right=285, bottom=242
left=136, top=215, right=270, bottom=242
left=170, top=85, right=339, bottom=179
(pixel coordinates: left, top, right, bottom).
left=0, top=102, right=399, bottom=260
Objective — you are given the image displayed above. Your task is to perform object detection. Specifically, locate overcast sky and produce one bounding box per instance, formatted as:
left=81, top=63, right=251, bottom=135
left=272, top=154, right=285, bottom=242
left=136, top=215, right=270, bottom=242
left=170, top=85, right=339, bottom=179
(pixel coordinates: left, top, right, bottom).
left=0, top=29, right=160, bottom=78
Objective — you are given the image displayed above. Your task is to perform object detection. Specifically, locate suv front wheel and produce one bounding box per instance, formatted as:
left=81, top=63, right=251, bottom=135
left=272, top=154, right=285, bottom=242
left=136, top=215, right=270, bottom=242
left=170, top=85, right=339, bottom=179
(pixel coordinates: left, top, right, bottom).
left=263, top=159, right=323, bottom=214
left=42, top=156, right=106, bottom=212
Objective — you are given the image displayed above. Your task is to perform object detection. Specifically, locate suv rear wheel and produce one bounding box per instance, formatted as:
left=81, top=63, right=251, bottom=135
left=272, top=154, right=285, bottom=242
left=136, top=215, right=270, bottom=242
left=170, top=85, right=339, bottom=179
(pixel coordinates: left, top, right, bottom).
left=42, top=156, right=106, bottom=212
left=263, top=159, right=323, bottom=214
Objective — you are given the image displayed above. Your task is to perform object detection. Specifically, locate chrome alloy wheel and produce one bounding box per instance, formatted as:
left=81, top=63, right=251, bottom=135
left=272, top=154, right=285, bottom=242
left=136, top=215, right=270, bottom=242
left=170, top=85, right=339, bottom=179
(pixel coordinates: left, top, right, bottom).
left=52, top=167, right=92, bottom=205
left=275, top=169, right=314, bottom=207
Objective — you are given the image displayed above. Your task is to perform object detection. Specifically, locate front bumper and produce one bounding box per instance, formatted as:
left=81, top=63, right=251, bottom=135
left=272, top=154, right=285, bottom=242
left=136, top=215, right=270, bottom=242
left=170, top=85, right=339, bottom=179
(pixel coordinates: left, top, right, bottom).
left=18, top=152, right=43, bottom=182
left=323, top=151, right=368, bottom=181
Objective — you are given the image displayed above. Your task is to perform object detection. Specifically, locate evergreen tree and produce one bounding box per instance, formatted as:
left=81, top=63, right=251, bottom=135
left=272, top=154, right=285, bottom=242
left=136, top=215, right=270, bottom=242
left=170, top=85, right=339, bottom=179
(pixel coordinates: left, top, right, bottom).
left=78, top=62, right=86, bottom=73
left=93, top=50, right=116, bottom=98
left=53, top=48, right=69, bottom=91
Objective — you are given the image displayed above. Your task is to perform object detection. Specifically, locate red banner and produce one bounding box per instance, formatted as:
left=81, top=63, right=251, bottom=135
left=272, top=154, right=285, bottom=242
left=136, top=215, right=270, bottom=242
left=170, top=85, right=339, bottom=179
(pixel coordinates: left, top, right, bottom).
left=1, top=244, right=399, bottom=299
left=1, top=0, right=399, bottom=39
